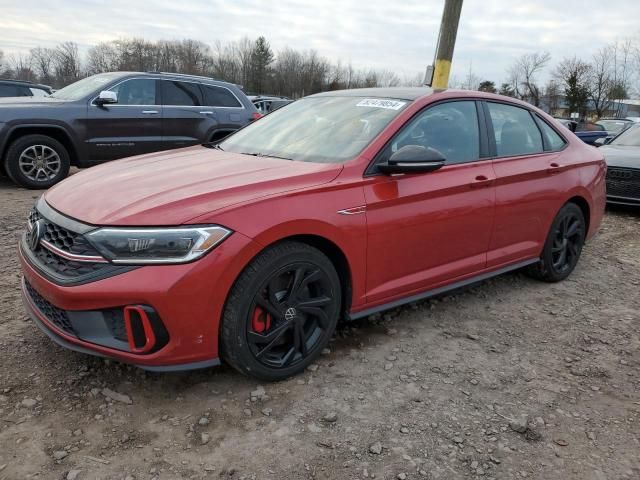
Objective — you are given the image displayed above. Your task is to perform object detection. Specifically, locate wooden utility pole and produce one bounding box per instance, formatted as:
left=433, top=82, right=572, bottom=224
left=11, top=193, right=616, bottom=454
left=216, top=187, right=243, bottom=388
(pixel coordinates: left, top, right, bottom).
left=431, top=0, right=464, bottom=89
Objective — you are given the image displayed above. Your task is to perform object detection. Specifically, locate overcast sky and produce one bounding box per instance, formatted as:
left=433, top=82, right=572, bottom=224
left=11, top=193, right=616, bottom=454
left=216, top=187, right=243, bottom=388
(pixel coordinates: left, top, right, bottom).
left=1, top=0, right=638, bottom=83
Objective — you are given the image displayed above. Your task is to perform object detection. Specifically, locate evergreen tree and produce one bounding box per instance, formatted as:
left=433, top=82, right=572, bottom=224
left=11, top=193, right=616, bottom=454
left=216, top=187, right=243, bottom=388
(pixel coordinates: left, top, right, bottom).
left=565, top=71, right=590, bottom=117
left=478, top=80, right=497, bottom=93
left=250, top=36, right=274, bottom=94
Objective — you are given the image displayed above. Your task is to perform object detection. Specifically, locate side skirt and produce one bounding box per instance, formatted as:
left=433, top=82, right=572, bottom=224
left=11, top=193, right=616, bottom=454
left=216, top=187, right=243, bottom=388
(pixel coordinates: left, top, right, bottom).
left=348, top=258, right=539, bottom=321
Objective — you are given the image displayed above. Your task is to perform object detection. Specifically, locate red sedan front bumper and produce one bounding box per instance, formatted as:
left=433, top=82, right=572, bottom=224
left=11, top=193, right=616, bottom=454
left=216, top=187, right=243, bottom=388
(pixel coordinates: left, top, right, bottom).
left=19, top=231, right=257, bottom=371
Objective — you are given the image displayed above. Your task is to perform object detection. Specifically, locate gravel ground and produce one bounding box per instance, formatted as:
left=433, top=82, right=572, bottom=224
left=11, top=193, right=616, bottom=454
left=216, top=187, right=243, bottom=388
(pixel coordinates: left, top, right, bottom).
left=0, top=173, right=639, bottom=480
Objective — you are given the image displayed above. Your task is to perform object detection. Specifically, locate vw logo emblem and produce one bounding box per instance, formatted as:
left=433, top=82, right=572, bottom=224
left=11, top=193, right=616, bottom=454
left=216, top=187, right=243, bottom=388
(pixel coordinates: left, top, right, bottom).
left=29, top=219, right=45, bottom=251
left=284, top=307, right=297, bottom=321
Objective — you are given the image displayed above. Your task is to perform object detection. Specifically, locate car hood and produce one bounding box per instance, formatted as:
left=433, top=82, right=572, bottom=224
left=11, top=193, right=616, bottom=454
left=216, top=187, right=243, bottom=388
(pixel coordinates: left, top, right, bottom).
left=44, top=146, right=343, bottom=226
left=600, top=145, right=640, bottom=169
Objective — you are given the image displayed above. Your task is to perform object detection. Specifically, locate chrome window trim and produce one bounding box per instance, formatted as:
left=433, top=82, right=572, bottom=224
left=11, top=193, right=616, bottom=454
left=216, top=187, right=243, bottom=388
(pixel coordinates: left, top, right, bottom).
left=90, top=76, right=245, bottom=110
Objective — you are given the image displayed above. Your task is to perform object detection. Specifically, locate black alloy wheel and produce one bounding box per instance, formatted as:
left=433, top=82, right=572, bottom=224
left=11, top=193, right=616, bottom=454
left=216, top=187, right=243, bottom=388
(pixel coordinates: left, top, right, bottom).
left=550, top=211, right=583, bottom=274
left=526, top=202, right=586, bottom=282
left=247, top=262, right=334, bottom=369
left=221, top=241, right=341, bottom=380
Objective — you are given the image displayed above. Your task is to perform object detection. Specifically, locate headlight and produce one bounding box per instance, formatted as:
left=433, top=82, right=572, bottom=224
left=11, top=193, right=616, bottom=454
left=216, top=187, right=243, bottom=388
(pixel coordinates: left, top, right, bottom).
left=86, top=226, right=232, bottom=265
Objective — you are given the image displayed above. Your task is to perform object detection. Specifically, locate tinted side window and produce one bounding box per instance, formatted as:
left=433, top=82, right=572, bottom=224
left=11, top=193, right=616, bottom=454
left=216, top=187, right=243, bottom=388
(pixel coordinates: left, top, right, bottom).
left=536, top=117, right=567, bottom=151
left=16, top=86, right=32, bottom=96
left=202, top=85, right=241, bottom=108
left=162, top=81, right=202, bottom=106
left=487, top=102, right=543, bottom=157
left=385, top=101, right=480, bottom=165
left=111, top=79, right=157, bottom=105
left=0, top=85, right=21, bottom=97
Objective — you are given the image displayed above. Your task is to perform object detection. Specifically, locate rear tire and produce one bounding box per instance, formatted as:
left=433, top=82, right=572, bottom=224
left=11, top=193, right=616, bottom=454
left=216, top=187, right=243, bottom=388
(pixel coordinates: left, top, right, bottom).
left=220, top=241, right=341, bottom=381
left=526, top=202, right=586, bottom=282
left=4, top=134, right=70, bottom=189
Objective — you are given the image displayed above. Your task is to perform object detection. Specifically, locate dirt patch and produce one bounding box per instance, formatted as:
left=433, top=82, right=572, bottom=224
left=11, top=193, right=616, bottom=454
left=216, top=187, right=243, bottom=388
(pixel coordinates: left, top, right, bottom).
left=0, top=174, right=639, bottom=480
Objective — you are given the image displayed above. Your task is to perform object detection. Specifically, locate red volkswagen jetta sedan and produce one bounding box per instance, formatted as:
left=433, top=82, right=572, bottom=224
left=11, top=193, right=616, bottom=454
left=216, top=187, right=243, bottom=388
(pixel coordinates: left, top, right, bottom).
left=19, top=88, right=606, bottom=380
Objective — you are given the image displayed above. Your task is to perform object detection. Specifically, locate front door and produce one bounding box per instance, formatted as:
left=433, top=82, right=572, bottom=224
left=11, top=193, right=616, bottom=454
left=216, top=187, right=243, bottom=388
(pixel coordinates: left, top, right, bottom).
left=364, top=100, right=496, bottom=304
left=85, top=78, right=162, bottom=162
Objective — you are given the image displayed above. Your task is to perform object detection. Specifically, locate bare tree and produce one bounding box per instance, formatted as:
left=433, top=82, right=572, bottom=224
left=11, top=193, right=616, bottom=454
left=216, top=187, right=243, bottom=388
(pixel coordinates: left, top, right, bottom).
left=544, top=79, right=562, bottom=114
left=8, top=53, right=34, bottom=81
left=2, top=35, right=416, bottom=96
left=611, top=39, right=634, bottom=115
left=86, top=42, right=120, bottom=74
left=589, top=47, right=614, bottom=118
left=508, top=51, right=551, bottom=106
left=29, top=47, right=56, bottom=84
left=53, top=42, right=81, bottom=86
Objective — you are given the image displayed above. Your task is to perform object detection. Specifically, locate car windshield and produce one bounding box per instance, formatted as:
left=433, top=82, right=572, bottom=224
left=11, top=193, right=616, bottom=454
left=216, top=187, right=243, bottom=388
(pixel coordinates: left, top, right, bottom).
left=50, top=73, right=124, bottom=101
left=596, top=120, right=629, bottom=134
left=219, top=96, right=409, bottom=163
left=610, top=124, right=640, bottom=146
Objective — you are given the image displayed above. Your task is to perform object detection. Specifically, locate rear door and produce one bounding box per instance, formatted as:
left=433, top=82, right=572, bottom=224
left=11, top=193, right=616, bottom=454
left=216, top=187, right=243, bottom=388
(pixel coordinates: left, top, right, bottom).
left=364, top=100, right=496, bottom=303
left=85, top=77, right=162, bottom=162
left=484, top=101, right=575, bottom=267
left=161, top=80, right=218, bottom=149
left=200, top=83, right=247, bottom=137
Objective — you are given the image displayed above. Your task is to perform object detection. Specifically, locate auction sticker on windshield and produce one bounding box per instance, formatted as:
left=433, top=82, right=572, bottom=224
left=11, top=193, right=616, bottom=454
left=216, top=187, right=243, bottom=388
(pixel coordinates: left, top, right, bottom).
left=356, top=99, right=406, bottom=110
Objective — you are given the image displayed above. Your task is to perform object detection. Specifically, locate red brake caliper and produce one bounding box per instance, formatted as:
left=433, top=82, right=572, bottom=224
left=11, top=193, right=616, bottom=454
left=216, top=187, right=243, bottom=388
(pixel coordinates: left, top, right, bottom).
left=252, top=306, right=272, bottom=333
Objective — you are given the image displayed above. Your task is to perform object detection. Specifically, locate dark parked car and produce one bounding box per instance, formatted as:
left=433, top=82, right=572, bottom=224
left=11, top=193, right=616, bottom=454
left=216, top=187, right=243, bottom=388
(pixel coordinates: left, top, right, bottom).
left=0, top=79, right=52, bottom=98
left=0, top=72, right=260, bottom=188
left=599, top=123, right=640, bottom=206
left=556, top=119, right=609, bottom=146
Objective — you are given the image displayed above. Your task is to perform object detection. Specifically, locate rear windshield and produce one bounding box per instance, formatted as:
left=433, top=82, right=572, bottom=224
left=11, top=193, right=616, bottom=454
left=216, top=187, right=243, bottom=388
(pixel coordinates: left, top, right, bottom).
left=610, top=124, right=640, bottom=146
left=220, top=96, right=409, bottom=163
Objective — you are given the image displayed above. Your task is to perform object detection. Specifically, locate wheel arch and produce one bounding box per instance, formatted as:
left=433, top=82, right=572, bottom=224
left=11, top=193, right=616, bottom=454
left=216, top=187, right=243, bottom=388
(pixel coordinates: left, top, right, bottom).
left=565, top=195, right=591, bottom=237
left=275, top=234, right=353, bottom=318
left=2, top=125, right=79, bottom=166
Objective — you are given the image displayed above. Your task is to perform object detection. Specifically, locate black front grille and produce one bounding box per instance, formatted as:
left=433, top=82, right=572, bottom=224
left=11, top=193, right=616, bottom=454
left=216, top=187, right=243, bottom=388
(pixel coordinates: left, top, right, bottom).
left=104, top=310, right=127, bottom=342
left=32, top=247, right=108, bottom=277
left=29, top=208, right=101, bottom=257
left=25, top=207, right=117, bottom=283
left=25, top=280, right=76, bottom=336
left=606, top=167, right=640, bottom=200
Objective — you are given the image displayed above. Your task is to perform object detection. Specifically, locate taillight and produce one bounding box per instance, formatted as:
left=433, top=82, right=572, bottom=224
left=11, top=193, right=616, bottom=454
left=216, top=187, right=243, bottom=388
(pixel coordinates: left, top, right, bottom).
left=252, top=112, right=262, bottom=121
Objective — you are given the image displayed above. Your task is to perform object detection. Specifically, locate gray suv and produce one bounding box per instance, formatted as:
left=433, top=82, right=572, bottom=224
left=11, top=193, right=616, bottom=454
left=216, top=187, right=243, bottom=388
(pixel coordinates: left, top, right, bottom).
left=0, top=72, right=259, bottom=188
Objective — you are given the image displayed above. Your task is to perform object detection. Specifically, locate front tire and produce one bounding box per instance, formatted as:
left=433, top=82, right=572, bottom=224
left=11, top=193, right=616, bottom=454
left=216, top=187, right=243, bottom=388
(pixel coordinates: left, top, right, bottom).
left=220, top=241, right=341, bottom=381
left=526, top=202, right=586, bottom=282
left=4, top=134, right=70, bottom=189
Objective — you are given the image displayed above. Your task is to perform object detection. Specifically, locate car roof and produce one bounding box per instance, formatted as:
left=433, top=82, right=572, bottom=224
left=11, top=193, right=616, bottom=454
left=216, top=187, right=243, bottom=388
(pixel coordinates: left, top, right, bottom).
left=95, top=71, right=240, bottom=89
left=312, top=87, right=436, bottom=101
left=0, top=78, right=51, bottom=89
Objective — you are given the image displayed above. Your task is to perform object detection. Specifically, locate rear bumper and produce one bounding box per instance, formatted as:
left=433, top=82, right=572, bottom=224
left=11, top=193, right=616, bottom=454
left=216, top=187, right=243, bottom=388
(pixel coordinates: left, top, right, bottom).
left=19, top=229, right=259, bottom=371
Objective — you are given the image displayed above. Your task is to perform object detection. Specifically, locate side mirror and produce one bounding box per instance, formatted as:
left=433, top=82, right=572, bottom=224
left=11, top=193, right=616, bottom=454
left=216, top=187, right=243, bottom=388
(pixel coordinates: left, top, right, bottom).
left=379, top=145, right=446, bottom=174
left=593, top=137, right=606, bottom=147
left=95, top=90, right=117, bottom=105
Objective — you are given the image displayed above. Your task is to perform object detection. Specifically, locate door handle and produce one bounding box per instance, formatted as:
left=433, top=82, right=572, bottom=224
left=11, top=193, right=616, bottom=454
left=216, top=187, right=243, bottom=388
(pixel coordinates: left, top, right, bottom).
left=199, top=111, right=214, bottom=115
left=547, top=162, right=563, bottom=174
left=141, top=110, right=159, bottom=114
left=470, top=175, right=494, bottom=188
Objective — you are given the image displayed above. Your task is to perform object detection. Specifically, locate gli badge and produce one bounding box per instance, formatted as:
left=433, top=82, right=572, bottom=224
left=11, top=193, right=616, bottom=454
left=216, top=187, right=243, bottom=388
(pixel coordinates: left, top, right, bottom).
left=29, top=219, right=46, bottom=251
